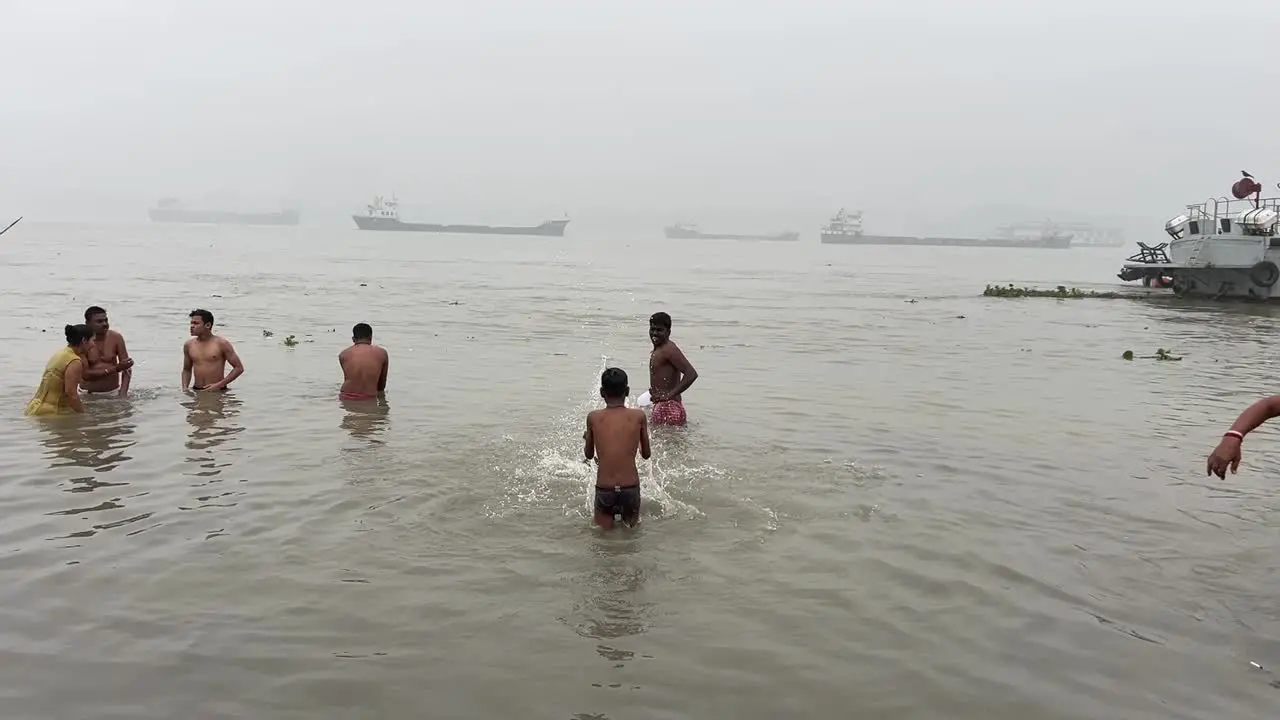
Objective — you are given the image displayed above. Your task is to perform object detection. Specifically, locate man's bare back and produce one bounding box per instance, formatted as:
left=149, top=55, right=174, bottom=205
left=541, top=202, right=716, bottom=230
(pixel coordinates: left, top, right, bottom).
left=586, top=406, right=650, bottom=488
left=585, top=368, right=652, bottom=530
left=339, top=343, right=388, bottom=399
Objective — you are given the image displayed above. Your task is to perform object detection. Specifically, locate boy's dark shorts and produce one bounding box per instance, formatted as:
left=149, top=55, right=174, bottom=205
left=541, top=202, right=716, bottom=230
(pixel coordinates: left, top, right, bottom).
left=594, top=485, right=641, bottom=517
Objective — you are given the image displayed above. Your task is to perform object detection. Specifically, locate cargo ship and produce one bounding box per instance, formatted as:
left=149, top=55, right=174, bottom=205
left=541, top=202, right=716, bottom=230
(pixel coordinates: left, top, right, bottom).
left=353, top=196, right=569, bottom=237
left=147, top=198, right=299, bottom=226
left=819, top=209, right=1072, bottom=249
left=663, top=222, right=800, bottom=242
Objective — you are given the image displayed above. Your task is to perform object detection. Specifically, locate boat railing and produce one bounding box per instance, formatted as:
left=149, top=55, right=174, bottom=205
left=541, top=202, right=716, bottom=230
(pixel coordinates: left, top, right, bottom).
left=1186, top=196, right=1280, bottom=226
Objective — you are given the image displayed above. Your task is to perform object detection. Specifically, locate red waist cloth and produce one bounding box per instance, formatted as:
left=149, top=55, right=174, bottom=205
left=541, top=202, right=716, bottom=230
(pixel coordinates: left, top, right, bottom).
left=650, top=399, right=687, bottom=426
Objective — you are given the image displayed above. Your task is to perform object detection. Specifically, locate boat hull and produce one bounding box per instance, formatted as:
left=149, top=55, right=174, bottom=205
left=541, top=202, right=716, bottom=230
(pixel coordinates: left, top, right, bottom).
left=820, top=233, right=1072, bottom=249
left=664, top=227, right=799, bottom=241
left=1118, top=232, right=1280, bottom=299
left=148, top=208, right=299, bottom=226
left=353, top=215, right=569, bottom=237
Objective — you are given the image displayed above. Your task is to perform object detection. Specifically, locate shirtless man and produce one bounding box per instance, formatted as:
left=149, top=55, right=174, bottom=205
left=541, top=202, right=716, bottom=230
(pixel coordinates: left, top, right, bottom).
left=80, top=305, right=134, bottom=397
left=181, top=309, right=244, bottom=392
left=584, top=367, right=651, bottom=529
left=648, top=311, right=698, bottom=426
left=338, top=323, right=389, bottom=400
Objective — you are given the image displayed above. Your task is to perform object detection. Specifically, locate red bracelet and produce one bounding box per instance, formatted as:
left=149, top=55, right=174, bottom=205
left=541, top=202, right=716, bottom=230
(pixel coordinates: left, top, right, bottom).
left=1224, top=430, right=1245, bottom=441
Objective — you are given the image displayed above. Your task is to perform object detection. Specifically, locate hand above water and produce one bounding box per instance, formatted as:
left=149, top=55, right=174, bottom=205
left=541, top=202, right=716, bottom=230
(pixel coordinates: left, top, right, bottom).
left=1207, top=436, right=1242, bottom=479
left=114, top=358, right=135, bottom=373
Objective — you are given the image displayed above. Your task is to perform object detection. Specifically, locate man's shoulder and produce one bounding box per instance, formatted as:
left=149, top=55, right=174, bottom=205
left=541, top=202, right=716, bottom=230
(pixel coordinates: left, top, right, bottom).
left=107, top=329, right=125, bottom=341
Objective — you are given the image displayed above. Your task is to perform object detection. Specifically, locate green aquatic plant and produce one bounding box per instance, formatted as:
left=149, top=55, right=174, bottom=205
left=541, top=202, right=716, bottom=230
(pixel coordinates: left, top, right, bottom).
left=983, top=283, right=1125, bottom=299
left=283, top=335, right=298, bottom=347
left=1123, top=348, right=1182, bottom=361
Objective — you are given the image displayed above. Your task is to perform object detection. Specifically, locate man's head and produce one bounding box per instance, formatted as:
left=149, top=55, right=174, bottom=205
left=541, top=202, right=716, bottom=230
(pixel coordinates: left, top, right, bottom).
left=84, top=306, right=108, bottom=336
left=600, top=367, right=629, bottom=401
left=352, top=323, right=373, bottom=343
left=189, top=309, right=214, bottom=336
left=649, top=312, right=672, bottom=346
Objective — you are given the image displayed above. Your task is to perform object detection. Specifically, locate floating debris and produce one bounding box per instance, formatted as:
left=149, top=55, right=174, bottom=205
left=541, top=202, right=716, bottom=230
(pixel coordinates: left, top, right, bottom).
left=262, top=329, right=274, bottom=338
left=983, top=284, right=1127, bottom=299
left=283, top=335, right=298, bottom=347
left=1122, top=348, right=1182, bottom=361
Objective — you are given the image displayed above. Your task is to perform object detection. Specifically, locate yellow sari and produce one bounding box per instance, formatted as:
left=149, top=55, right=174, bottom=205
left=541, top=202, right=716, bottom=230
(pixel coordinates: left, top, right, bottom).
left=24, top=347, right=82, bottom=416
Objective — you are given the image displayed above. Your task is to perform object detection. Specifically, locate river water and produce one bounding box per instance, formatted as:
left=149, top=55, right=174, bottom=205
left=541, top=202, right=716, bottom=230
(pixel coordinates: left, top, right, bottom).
left=1, top=222, right=1278, bottom=718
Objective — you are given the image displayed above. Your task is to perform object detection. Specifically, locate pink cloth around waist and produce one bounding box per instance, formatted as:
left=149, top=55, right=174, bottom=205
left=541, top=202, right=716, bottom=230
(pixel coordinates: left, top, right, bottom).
left=650, top=398, right=687, bottom=426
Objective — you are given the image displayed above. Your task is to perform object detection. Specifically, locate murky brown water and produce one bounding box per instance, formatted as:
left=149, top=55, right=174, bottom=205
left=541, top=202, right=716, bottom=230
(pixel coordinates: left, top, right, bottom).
left=1, top=222, right=1279, bottom=718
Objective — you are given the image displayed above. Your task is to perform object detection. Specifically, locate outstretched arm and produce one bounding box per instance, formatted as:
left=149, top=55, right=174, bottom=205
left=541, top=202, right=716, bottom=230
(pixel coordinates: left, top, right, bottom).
left=1207, top=395, right=1280, bottom=478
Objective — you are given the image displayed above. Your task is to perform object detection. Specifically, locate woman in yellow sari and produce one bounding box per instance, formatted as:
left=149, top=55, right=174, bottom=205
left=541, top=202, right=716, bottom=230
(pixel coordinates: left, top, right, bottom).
left=24, top=324, right=93, bottom=416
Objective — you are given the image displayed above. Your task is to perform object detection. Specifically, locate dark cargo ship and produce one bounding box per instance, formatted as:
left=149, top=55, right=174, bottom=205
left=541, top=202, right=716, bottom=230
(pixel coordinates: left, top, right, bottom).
left=353, top=196, right=569, bottom=237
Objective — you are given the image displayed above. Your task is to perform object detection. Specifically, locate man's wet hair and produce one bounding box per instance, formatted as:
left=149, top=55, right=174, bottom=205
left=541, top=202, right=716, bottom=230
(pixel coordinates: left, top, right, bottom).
left=650, top=312, right=672, bottom=329
left=84, top=306, right=106, bottom=322
left=353, top=323, right=373, bottom=341
left=600, top=367, right=628, bottom=399
left=190, top=309, right=214, bottom=327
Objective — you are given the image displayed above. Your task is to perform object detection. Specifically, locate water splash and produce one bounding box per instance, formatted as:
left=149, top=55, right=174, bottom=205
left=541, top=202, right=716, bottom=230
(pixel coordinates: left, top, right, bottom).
left=485, top=354, right=701, bottom=522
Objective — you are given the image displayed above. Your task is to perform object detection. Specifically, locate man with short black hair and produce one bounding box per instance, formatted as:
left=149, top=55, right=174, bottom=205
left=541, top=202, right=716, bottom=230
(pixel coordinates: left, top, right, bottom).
left=81, top=305, right=133, bottom=397
left=339, top=322, right=389, bottom=401
left=182, top=309, right=244, bottom=392
left=648, top=311, right=698, bottom=426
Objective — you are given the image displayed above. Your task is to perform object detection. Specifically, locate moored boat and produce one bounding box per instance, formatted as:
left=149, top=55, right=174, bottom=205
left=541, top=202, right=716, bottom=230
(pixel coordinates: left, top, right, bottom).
left=1117, top=173, right=1280, bottom=299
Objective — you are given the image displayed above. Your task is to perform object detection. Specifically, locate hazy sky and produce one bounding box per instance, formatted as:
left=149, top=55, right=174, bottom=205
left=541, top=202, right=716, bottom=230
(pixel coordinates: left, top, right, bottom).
left=3, top=0, right=1278, bottom=230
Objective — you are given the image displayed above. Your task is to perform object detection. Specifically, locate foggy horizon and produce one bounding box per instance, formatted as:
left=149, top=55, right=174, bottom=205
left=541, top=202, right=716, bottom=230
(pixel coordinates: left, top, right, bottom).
left=4, top=0, right=1279, bottom=236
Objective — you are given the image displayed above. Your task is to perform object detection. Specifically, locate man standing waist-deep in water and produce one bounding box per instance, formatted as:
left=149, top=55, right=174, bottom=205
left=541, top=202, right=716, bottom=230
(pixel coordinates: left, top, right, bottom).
left=181, top=309, right=244, bottom=392
left=648, top=311, right=698, bottom=426
left=81, top=305, right=134, bottom=397
left=338, top=323, right=389, bottom=400
left=585, top=367, right=652, bottom=529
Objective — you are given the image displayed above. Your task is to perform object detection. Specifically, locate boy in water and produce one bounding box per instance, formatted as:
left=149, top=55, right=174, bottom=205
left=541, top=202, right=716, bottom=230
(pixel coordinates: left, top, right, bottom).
left=584, top=367, right=652, bottom=529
